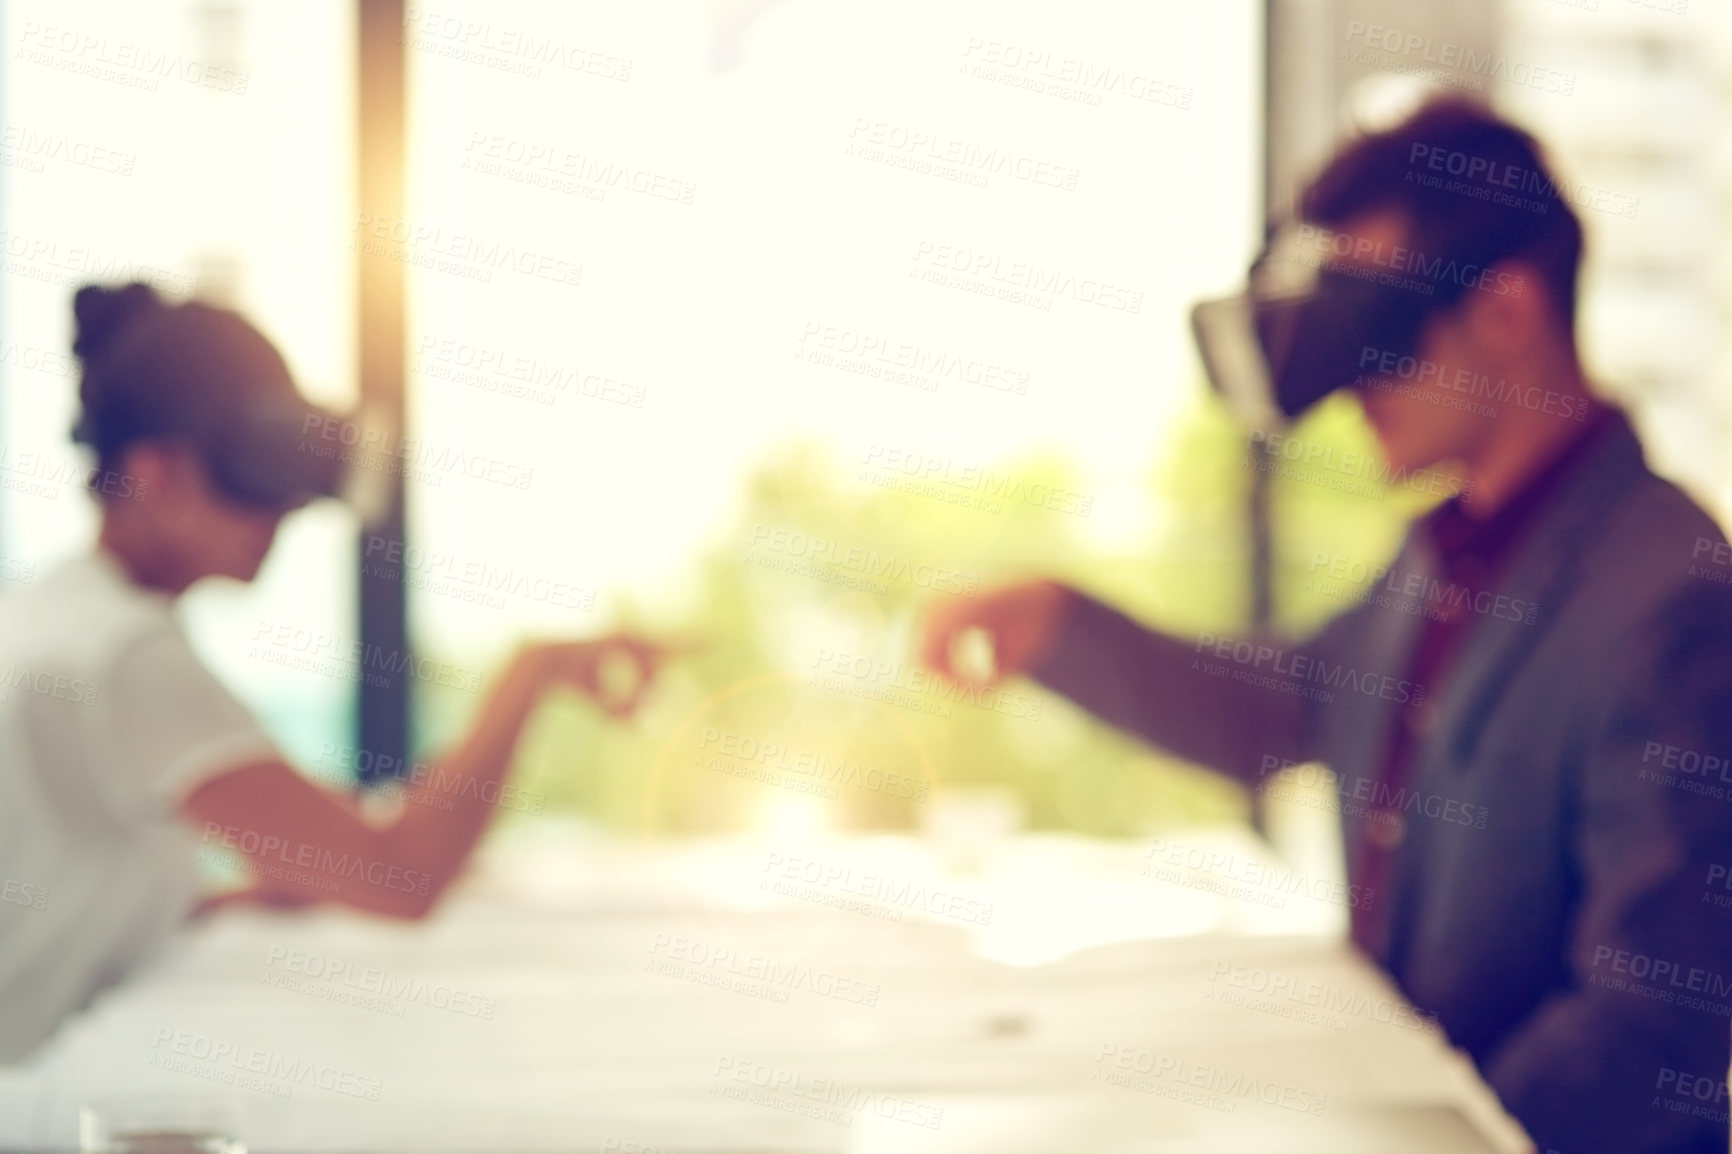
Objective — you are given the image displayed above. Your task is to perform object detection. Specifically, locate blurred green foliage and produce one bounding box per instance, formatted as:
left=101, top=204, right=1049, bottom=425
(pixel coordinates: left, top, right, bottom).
left=431, top=385, right=1441, bottom=839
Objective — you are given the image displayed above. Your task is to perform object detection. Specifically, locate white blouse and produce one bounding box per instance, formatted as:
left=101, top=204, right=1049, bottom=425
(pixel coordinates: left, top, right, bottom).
left=0, top=550, right=278, bottom=1062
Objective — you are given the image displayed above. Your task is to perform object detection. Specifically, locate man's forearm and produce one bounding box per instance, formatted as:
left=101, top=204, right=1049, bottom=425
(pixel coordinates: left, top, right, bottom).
left=1028, top=590, right=1316, bottom=786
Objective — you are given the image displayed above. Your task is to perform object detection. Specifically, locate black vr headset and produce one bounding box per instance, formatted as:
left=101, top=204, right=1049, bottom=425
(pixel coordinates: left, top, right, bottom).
left=73, top=390, right=350, bottom=512
left=1191, top=223, right=1470, bottom=430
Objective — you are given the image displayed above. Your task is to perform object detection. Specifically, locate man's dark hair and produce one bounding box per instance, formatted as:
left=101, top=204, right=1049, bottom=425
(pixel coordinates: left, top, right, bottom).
left=1299, top=99, right=1585, bottom=329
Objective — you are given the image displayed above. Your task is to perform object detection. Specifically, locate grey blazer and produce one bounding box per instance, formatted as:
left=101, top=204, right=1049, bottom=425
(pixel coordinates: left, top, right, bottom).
left=1034, top=417, right=1732, bottom=1154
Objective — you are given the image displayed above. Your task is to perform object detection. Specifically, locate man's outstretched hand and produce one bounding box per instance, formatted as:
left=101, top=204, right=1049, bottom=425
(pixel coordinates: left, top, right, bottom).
left=917, top=580, right=1076, bottom=686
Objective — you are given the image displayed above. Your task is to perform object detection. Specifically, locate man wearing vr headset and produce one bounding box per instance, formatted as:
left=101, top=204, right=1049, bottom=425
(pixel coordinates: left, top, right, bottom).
left=922, top=99, right=1732, bottom=1154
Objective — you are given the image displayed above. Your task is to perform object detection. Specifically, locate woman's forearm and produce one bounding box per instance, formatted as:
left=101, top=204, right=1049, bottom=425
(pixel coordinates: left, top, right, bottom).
left=182, top=636, right=663, bottom=920
left=380, top=649, right=550, bottom=905
left=183, top=650, right=550, bottom=920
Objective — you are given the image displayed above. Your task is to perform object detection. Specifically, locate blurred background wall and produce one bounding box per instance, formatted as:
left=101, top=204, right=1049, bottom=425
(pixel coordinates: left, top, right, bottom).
left=1, top=0, right=1725, bottom=854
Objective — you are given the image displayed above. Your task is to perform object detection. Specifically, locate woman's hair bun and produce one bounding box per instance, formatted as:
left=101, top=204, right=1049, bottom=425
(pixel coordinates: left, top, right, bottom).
left=72, top=282, right=163, bottom=359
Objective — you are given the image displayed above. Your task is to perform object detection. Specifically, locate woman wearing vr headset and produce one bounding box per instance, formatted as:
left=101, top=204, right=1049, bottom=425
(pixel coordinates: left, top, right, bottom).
left=0, top=283, right=668, bottom=1062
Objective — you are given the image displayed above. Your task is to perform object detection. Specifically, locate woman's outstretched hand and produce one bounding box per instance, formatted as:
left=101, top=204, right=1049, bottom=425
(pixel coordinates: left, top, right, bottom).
left=511, top=634, right=694, bottom=718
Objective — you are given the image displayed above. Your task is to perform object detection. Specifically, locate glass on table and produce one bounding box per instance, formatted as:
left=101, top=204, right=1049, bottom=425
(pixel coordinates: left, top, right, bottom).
left=79, top=1097, right=245, bottom=1154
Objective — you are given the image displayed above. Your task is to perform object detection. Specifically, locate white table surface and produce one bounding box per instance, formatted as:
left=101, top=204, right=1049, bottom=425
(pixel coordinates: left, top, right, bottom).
left=0, top=824, right=1534, bottom=1153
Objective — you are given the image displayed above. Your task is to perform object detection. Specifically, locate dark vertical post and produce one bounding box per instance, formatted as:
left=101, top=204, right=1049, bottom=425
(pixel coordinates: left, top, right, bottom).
left=356, top=0, right=409, bottom=786
left=1244, top=0, right=1279, bottom=837
left=1249, top=0, right=1277, bottom=639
